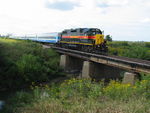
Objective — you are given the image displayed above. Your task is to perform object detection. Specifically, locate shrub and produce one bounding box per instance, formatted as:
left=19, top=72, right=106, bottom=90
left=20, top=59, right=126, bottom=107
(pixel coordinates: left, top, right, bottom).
left=145, top=42, right=150, bottom=48
left=59, top=78, right=103, bottom=98
left=0, top=38, right=63, bottom=90
left=108, top=41, right=150, bottom=60
left=16, top=54, right=48, bottom=83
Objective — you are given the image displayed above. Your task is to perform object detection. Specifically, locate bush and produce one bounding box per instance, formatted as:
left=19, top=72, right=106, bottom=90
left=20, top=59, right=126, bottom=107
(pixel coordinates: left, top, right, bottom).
left=0, top=38, right=63, bottom=90
left=145, top=42, right=150, bottom=48
left=59, top=78, right=103, bottom=98
left=16, top=54, right=48, bottom=83
left=108, top=41, right=150, bottom=60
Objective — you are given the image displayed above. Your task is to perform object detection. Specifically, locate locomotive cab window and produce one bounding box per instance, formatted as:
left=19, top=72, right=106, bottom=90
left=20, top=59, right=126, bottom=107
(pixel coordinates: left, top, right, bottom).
left=86, top=29, right=96, bottom=36
left=96, top=29, right=102, bottom=34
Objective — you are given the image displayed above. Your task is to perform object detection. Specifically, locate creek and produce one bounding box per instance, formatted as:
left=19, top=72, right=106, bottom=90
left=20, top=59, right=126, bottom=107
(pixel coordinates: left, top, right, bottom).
left=0, top=91, right=12, bottom=111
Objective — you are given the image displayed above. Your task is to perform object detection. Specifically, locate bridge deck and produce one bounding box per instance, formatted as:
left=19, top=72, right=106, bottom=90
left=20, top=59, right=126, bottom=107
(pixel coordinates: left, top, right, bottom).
left=51, top=46, right=150, bottom=74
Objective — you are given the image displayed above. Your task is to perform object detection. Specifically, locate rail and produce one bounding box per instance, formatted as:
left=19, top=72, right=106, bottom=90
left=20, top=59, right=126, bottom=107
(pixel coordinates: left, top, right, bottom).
left=51, top=46, right=150, bottom=74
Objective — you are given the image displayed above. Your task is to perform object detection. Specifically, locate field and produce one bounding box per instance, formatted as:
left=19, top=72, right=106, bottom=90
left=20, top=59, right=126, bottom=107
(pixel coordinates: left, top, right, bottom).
left=2, top=78, right=150, bottom=113
left=0, top=38, right=150, bottom=113
left=108, top=41, right=150, bottom=60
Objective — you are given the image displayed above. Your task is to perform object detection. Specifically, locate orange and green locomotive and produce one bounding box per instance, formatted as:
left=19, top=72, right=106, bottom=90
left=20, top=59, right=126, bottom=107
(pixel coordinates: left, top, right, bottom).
left=58, top=28, right=108, bottom=52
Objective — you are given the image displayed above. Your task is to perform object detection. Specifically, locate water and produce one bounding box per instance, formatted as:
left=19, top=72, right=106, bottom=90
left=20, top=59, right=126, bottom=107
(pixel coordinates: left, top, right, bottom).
left=0, top=91, right=10, bottom=111
left=0, top=100, right=4, bottom=110
left=0, top=90, right=27, bottom=111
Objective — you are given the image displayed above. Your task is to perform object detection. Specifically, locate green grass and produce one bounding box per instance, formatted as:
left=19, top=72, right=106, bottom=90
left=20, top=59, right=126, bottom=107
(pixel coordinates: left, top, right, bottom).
left=108, top=41, right=150, bottom=60
left=0, top=38, right=64, bottom=90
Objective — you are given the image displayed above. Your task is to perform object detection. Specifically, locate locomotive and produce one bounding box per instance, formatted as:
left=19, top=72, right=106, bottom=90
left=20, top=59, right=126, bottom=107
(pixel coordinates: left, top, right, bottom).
left=57, top=28, right=108, bottom=52
left=9, top=28, right=108, bottom=53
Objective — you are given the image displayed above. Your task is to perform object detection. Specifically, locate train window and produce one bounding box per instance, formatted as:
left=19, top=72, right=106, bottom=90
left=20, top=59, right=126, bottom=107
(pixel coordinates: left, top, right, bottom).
left=70, top=29, right=77, bottom=36
left=49, top=36, right=56, bottom=39
left=76, top=29, right=81, bottom=36
left=29, top=37, right=36, bottom=39
left=87, top=31, right=94, bottom=36
left=71, top=29, right=77, bottom=32
left=62, top=30, right=67, bottom=34
left=80, top=29, right=84, bottom=33
left=92, top=32, right=96, bottom=35
left=62, top=30, right=69, bottom=36
left=38, top=36, right=56, bottom=39
left=96, top=29, right=102, bottom=34
left=85, top=29, right=95, bottom=36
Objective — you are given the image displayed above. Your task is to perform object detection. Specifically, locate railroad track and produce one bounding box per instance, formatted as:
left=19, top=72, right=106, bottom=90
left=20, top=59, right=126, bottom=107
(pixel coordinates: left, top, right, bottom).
left=43, top=44, right=150, bottom=74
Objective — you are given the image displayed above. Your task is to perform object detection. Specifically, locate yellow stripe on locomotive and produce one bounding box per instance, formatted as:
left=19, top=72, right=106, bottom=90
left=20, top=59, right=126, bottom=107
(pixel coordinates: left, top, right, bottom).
left=60, top=34, right=105, bottom=46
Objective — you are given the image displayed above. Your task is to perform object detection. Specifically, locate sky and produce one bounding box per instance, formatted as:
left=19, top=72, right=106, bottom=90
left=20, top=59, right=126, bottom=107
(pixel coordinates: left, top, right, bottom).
left=0, top=0, right=150, bottom=41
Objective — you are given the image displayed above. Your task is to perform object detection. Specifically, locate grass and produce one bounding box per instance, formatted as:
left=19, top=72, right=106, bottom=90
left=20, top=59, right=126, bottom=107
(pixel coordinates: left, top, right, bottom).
left=108, top=41, right=150, bottom=60
left=2, top=77, right=150, bottom=113
left=20, top=97, right=149, bottom=113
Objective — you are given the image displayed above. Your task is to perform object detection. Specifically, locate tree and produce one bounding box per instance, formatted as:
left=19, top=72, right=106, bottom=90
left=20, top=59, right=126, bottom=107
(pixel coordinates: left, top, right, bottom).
left=6, top=33, right=12, bottom=38
left=105, top=35, right=112, bottom=41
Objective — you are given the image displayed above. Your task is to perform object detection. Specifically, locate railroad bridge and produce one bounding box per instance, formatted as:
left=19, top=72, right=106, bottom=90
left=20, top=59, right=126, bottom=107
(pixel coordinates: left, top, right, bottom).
left=52, top=46, right=150, bottom=84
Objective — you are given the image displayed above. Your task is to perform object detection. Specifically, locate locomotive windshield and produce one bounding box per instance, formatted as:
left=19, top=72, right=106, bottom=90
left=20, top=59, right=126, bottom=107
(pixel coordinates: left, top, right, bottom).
left=85, top=29, right=102, bottom=36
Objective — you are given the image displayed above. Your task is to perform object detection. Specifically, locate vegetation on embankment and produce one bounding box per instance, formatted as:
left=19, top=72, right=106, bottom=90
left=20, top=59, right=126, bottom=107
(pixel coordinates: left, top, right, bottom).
left=108, top=41, right=150, bottom=60
left=2, top=76, right=150, bottom=113
left=1, top=38, right=150, bottom=113
left=0, top=38, right=64, bottom=90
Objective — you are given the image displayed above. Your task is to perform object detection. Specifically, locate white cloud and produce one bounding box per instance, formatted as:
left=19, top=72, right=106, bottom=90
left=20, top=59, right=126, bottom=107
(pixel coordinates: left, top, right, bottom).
left=97, top=0, right=129, bottom=6
left=141, top=18, right=150, bottom=23
left=0, top=0, right=150, bottom=41
left=47, top=0, right=77, bottom=3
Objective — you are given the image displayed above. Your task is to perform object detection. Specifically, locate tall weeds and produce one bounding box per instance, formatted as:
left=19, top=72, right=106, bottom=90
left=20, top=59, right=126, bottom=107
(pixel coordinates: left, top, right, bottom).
left=2, top=77, right=150, bottom=113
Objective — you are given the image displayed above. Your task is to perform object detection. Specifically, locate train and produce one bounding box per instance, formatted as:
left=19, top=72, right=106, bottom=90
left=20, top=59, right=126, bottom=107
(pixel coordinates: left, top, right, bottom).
left=10, top=28, right=108, bottom=53
left=9, top=32, right=60, bottom=43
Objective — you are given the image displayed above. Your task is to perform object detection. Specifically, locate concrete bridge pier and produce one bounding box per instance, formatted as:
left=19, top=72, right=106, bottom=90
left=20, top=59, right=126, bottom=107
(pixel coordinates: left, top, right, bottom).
left=81, top=60, right=140, bottom=84
left=60, top=55, right=140, bottom=84
left=81, top=61, right=123, bottom=81
left=81, top=61, right=93, bottom=78
left=59, top=55, right=83, bottom=74
left=122, top=72, right=139, bottom=85
left=59, top=55, right=70, bottom=70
